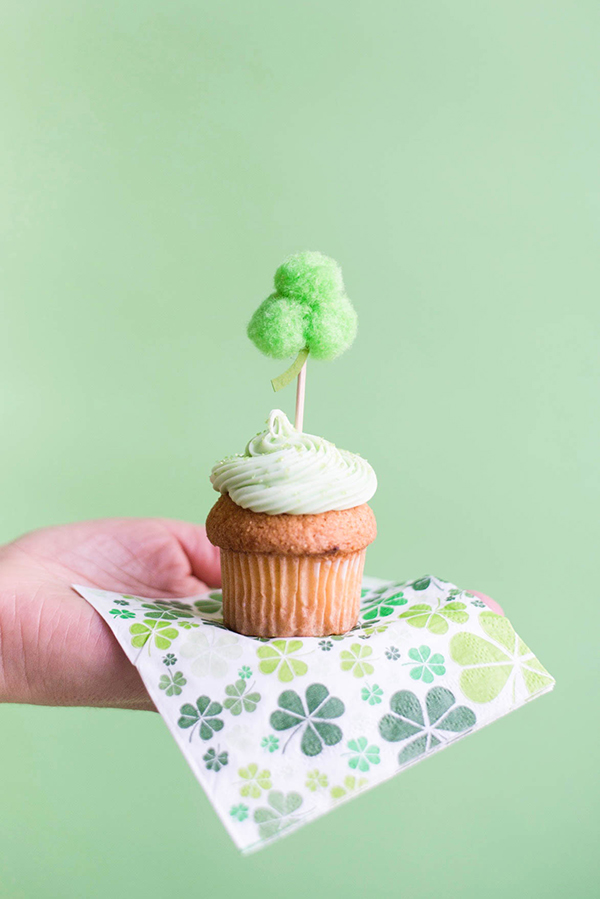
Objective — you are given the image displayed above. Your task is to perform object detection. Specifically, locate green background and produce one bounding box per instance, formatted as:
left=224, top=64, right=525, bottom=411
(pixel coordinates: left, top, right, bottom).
left=1, top=2, right=598, bottom=897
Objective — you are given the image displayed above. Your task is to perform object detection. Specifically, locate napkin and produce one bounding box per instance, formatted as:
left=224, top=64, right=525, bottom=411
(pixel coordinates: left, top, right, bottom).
left=74, top=575, right=554, bottom=853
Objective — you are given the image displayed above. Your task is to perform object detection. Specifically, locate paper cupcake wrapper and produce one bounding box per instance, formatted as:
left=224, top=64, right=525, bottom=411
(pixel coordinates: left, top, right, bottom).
left=220, top=549, right=365, bottom=636
left=74, top=574, right=555, bottom=854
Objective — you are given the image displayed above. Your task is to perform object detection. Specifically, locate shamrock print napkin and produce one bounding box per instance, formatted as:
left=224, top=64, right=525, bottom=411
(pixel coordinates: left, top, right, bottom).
left=74, top=575, right=555, bottom=853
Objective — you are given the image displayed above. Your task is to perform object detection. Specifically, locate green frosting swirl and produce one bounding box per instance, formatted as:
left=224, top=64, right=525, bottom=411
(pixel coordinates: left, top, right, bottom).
left=210, top=410, right=377, bottom=515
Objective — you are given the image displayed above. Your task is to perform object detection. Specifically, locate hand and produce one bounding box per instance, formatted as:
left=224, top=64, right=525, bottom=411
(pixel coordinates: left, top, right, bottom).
left=0, top=518, right=220, bottom=711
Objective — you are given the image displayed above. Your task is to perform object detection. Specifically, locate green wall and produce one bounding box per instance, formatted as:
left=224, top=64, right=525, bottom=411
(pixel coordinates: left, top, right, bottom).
left=1, top=2, right=598, bottom=897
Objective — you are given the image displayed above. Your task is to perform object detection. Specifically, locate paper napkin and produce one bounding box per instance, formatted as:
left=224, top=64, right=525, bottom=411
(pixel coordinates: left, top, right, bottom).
left=74, top=576, right=554, bottom=853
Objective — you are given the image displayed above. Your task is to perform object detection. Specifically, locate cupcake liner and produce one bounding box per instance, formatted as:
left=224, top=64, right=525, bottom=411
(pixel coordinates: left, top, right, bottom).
left=220, top=549, right=366, bottom=637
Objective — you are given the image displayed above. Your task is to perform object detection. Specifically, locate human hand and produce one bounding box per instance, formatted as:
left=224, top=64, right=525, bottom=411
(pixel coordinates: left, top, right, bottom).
left=0, top=518, right=220, bottom=711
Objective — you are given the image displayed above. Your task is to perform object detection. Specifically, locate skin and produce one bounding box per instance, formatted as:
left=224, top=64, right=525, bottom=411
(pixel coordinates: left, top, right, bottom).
left=0, top=519, right=502, bottom=710
left=0, top=519, right=221, bottom=710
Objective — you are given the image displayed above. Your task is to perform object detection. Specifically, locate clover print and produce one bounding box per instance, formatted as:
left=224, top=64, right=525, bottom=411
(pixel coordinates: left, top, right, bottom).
left=223, top=680, right=261, bottom=716
left=109, top=608, right=135, bottom=620
left=405, top=646, right=446, bottom=683
left=112, top=598, right=129, bottom=606
left=163, top=653, right=177, bottom=667
left=361, top=684, right=384, bottom=705
left=230, top=804, right=249, bottom=822
left=153, top=599, right=192, bottom=610
left=450, top=611, right=553, bottom=704
left=340, top=643, right=374, bottom=678
left=270, top=683, right=345, bottom=756
left=346, top=737, right=381, bottom=772
left=253, top=791, right=303, bottom=840
left=379, top=688, right=476, bottom=765
left=238, top=764, right=272, bottom=798
left=257, top=640, right=308, bottom=683
left=355, top=622, right=389, bottom=640
left=129, top=612, right=180, bottom=652
left=398, top=599, right=469, bottom=635
left=411, top=577, right=431, bottom=591
left=204, top=748, right=228, bottom=772
left=180, top=629, right=242, bottom=678
left=330, top=775, right=368, bottom=800
left=141, top=602, right=194, bottom=620
left=238, top=666, right=252, bottom=680
left=177, top=696, right=224, bottom=742
left=261, top=736, right=279, bottom=753
left=385, top=647, right=400, bottom=661
left=306, top=770, right=328, bottom=792
left=361, top=590, right=407, bottom=621
left=319, top=640, right=333, bottom=652
left=159, top=670, right=187, bottom=696
left=194, top=592, right=223, bottom=615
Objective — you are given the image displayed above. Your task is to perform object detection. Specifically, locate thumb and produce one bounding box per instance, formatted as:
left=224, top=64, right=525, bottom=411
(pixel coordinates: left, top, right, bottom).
left=162, top=519, right=221, bottom=589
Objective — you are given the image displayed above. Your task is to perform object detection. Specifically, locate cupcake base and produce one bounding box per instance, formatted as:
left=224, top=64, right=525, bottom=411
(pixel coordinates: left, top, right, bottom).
left=220, top=548, right=366, bottom=637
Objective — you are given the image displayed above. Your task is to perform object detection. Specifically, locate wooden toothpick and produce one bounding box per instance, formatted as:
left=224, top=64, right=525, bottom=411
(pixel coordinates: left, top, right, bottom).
left=295, top=356, right=307, bottom=432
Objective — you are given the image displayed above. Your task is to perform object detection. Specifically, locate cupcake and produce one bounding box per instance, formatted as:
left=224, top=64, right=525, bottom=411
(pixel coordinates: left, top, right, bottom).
left=206, top=409, right=377, bottom=637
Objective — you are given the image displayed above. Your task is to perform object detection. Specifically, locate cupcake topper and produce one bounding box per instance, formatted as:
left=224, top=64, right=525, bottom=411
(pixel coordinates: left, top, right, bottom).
left=247, top=251, right=357, bottom=431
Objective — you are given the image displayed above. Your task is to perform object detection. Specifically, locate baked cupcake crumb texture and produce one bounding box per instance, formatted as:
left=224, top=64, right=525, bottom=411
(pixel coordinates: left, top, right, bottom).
left=206, top=494, right=376, bottom=556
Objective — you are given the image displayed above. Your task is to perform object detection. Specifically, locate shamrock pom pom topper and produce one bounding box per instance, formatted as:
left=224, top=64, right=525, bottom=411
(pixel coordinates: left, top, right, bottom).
left=247, top=251, right=357, bottom=430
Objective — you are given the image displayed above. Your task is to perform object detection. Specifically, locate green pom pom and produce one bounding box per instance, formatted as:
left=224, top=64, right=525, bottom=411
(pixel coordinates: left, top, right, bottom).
left=274, top=251, right=344, bottom=305
left=306, top=296, right=357, bottom=361
left=247, top=251, right=356, bottom=361
left=247, top=295, right=306, bottom=360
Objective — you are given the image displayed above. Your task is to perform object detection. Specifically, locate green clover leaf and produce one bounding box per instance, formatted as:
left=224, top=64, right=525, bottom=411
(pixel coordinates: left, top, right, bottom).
left=398, top=600, right=469, bottom=635
left=257, top=639, right=308, bottom=682
left=203, top=748, right=229, bottom=772
left=238, top=763, right=272, bottom=798
left=379, top=688, right=476, bottom=765
left=159, top=670, right=187, bottom=697
left=253, top=791, right=304, bottom=840
left=153, top=599, right=193, bottom=611
left=361, top=684, right=384, bottom=705
left=305, top=769, right=328, bottom=792
left=411, top=577, right=431, bottom=591
left=330, top=775, right=368, bottom=800
left=177, top=696, right=224, bottom=742
left=355, top=622, right=389, bottom=639
left=130, top=618, right=180, bottom=651
left=112, top=599, right=129, bottom=606
left=230, top=804, right=249, bottom=822
left=340, top=643, right=374, bottom=678
left=361, top=591, right=408, bottom=621
left=450, top=611, right=554, bottom=703
left=194, top=592, right=223, bottom=615
left=270, top=683, right=345, bottom=756
left=109, top=608, right=136, bottom=619
left=223, top=679, right=262, bottom=716
left=180, top=630, right=242, bottom=678
left=141, top=602, right=193, bottom=620
left=346, top=737, right=381, bottom=772
left=405, top=646, right=446, bottom=683
left=261, top=735, right=279, bottom=753
left=239, top=666, right=252, bottom=679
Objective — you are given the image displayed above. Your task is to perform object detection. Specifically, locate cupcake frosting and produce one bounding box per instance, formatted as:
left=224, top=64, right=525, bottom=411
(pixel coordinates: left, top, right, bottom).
left=210, top=409, right=377, bottom=515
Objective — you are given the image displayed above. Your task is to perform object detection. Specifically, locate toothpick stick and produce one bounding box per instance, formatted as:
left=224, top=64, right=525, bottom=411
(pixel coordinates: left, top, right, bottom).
left=295, top=357, right=307, bottom=432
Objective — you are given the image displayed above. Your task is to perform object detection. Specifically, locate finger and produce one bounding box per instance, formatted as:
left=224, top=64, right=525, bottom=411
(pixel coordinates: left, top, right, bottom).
left=161, top=519, right=221, bottom=588
left=469, top=590, right=504, bottom=616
